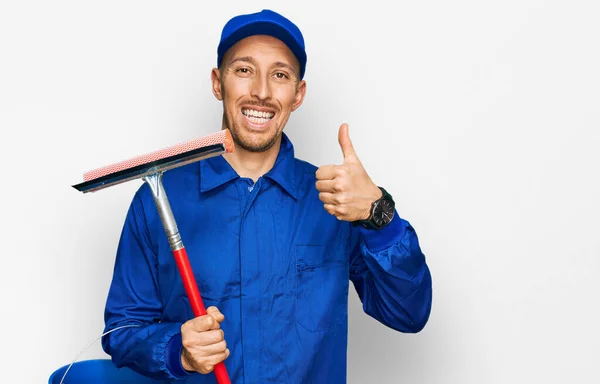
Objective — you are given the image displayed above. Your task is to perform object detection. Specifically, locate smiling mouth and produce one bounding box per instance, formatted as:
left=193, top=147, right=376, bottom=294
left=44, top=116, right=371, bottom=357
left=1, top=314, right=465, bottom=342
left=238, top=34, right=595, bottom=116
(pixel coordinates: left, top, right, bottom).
left=242, top=108, right=275, bottom=126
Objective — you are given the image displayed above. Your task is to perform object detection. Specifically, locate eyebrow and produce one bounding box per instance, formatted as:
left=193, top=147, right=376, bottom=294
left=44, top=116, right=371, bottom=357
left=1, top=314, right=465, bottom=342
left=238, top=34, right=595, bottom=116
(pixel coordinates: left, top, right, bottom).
left=273, top=61, right=297, bottom=73
left=228, top=56, right=297, bottom=73
left=228, top=56, right=255, bottom=66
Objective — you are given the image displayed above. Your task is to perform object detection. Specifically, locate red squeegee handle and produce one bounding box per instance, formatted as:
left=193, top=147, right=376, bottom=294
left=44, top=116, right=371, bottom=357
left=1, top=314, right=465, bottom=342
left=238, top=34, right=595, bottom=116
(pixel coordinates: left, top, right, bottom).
left=173, top=247, right=231, bottom=384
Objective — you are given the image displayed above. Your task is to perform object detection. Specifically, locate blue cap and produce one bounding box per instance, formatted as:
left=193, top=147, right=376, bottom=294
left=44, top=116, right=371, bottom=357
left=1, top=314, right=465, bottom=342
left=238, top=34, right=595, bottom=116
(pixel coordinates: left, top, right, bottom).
left=217, top=9, right=307, bottom=79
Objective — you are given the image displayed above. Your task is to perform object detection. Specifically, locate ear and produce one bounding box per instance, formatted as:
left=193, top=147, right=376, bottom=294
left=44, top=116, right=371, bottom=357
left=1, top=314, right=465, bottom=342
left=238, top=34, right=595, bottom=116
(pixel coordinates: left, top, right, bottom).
left=291, top=80, right=306, bottom=112
left=211, top=68, right=223, bottom=101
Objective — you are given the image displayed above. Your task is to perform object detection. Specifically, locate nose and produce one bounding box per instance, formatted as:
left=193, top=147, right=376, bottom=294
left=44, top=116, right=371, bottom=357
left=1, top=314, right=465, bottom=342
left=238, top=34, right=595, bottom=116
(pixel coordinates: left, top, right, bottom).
left=250, top=73, right=272, bottom=100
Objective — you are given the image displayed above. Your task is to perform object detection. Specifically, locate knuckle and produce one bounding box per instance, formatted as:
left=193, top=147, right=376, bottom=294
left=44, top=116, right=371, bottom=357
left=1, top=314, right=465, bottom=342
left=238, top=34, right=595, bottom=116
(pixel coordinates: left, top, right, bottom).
left=336, top=193, right=348, bottom=204
left=200, top=364, right=214, bottom=374
left=203, top=315, right=215, bottom=328
left=215, top=351, right=227, bottom=363
left=343, top=193, right=353, bottom=204
left=181, top=337, right=194, bottom=350
left=208, top=329, right=223, bottom=343
left=181, top=320, right=193, bottom=332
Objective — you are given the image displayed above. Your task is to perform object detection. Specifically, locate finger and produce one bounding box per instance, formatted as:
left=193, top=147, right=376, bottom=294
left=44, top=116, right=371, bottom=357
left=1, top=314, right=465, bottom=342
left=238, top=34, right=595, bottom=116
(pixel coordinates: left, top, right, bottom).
left=320, top=191, right=352, bottom=205
left=318, top=192, right=336, bottom=205
left=182, top=328, right=225, bottom=350
left=206, top=306, right=225, bottom=323
left=205, top=348, right=230, bottom=366
left=315, top=179, right=337, bottom=192
left=187, top=314, right=221, bottom=333
left=206, top=306, right=220, bottom=315
left=196, top=339, right=227, bottom=356
left=194, top=329, right=225, bottom=347
left=338, top=123, right=358, bottom=162
left=323, top=203, right=338, bottom=217
left=315, top=165, right=336, bottom=180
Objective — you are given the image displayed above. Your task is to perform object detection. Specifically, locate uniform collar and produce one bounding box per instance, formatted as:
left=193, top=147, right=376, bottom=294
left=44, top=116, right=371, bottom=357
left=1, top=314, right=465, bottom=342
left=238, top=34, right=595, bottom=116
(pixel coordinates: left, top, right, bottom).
left=199, top=132, right=298, bottom=199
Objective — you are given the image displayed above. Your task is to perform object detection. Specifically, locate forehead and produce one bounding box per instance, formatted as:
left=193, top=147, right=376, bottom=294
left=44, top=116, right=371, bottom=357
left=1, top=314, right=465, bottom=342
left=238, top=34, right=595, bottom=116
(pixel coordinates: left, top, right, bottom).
left=223, top=35, right=299, bottom=68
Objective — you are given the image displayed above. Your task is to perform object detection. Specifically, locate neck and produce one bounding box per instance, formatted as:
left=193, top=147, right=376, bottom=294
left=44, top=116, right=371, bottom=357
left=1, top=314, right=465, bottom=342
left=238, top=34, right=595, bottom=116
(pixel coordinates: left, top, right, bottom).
left=223, top=134, right=282, bottom=182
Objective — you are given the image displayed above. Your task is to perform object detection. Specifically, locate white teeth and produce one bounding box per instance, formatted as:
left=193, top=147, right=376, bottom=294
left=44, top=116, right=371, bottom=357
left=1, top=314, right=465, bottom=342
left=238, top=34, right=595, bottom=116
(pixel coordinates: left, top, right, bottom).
left=243, top=109, right=274, bottom=119
left=247, top=116, right=270, bottom=125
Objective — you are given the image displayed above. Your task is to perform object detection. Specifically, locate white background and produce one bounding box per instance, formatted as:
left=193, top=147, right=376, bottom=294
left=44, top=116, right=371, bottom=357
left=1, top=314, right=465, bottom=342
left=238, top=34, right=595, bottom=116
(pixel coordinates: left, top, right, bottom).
left=1, top=1, right=599, bottom=383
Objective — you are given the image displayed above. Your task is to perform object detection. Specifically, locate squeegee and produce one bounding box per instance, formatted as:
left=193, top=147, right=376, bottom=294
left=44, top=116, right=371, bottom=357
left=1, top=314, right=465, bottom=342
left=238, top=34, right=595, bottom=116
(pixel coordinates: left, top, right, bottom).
left=72, top=129, right=234, bottom=384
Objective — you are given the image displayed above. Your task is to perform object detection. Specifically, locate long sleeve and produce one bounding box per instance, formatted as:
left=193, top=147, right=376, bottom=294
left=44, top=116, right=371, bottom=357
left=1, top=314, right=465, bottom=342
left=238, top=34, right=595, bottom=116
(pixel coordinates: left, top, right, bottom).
left=349, top=210, right=433, bottom=333
left=100, top=190, right=193, bottom=380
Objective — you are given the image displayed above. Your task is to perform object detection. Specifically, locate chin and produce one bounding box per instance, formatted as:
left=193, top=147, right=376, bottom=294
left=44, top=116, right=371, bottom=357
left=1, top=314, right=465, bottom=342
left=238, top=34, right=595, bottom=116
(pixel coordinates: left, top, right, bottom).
left=231, top=126, right=281, bottom=153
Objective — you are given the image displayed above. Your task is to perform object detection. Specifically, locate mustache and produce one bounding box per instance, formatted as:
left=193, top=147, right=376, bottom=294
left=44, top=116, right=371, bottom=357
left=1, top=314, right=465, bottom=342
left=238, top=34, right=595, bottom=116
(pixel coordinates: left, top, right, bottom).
left=241, top=100, right=279, bottom=111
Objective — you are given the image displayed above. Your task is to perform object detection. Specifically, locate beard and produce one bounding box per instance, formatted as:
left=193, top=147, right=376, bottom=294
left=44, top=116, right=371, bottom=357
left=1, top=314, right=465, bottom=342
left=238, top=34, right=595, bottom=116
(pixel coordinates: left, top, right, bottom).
left=224, top=109, right=282, bottom=153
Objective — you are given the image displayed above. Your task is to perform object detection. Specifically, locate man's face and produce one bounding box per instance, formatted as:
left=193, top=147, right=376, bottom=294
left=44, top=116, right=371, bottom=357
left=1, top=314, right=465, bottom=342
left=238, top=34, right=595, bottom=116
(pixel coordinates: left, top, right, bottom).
left=211, top=35, right=306, bottom=152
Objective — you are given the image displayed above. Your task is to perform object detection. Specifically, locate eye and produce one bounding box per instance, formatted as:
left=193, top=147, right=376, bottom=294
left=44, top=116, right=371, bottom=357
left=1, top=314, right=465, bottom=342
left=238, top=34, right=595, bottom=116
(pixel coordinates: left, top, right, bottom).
left=235, top=67, right=252, bottom=75
left=274, top=72, right=289, bottom=79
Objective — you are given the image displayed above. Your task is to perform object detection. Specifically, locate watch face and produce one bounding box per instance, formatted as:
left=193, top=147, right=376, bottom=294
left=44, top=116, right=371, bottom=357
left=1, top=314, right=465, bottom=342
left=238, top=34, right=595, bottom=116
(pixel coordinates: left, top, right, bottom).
left=373, top=199, right=394, bottom=227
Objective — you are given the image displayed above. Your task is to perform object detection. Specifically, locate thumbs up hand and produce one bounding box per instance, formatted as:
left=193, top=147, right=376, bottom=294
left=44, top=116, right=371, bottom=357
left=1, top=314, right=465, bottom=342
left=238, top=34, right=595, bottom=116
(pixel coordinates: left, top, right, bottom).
left=315, top=123, right=382, bottom=222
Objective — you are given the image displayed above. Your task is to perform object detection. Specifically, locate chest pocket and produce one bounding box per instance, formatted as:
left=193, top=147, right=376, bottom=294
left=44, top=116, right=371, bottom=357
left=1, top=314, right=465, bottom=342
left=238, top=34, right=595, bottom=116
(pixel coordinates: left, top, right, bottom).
left=294, top=244, right=349, bottom=332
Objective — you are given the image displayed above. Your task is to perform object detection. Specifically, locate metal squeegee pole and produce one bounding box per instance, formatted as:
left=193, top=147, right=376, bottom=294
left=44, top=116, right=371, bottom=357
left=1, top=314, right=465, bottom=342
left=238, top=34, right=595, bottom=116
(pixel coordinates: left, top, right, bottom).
left=143, top=172, right=231, bottom=384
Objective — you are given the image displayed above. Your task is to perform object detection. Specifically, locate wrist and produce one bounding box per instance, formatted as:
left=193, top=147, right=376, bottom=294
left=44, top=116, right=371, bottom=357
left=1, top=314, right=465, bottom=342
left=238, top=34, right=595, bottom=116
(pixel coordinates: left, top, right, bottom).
left=165, top=332, right=195, bottom=378
left=360, top=185, right=383, bottom=220
left=181, top=349, right=194, bottom=372
left=353, top=186, right=395, bottom=230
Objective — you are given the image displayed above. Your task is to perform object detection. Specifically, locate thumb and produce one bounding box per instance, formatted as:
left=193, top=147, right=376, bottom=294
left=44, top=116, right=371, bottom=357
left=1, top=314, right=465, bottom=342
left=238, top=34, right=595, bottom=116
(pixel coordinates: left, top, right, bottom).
left=338, top=123, right=357, bottom=162
left=206, top=306, right=225, bottom=323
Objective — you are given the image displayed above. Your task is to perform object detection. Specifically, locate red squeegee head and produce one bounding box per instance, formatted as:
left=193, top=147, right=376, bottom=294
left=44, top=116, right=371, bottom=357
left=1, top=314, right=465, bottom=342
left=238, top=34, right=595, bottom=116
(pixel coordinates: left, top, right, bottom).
left=73, top=129, right=234, bottom=193
left=83, top=129, right=234, bottom=181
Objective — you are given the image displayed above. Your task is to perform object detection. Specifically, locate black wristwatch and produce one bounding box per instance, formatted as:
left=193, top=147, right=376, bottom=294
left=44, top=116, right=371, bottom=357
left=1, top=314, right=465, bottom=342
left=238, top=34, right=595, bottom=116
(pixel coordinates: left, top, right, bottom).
left=353, top=187, right=395, bottom=229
